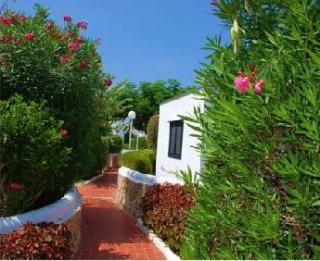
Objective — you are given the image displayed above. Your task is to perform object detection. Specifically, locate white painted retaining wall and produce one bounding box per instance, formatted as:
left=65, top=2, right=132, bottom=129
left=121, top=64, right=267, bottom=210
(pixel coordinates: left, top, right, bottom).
left=0, top=187, right=81, bottom=234
left=156, top=92, right=204, bottom=183
left=119, top=166, right=182, bottom=185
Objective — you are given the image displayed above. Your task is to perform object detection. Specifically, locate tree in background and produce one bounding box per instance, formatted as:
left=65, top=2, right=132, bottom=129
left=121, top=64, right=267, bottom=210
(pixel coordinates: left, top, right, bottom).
left=112, top=79, right=195, bottom=130
left=181, top=0, right=320, bottom=259
left=98, top=80, right=133, bottom=135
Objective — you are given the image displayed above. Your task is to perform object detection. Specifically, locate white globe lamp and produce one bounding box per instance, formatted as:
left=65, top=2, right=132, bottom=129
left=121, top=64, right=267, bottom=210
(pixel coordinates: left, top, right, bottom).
left=128, top=110, right=136, bottom=120
left=128, top=111, right=136, bottom=150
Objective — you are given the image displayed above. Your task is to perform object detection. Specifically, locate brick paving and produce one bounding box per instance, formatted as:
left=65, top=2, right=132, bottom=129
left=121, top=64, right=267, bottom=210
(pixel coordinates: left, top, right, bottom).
left=75, top=168, right=165, bottom=260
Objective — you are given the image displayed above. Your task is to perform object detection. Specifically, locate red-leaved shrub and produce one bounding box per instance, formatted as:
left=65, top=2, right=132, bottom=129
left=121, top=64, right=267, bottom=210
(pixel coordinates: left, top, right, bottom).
left=0, top=222, right=73, bottom=259
left=142, top=183, right=194, bottom=253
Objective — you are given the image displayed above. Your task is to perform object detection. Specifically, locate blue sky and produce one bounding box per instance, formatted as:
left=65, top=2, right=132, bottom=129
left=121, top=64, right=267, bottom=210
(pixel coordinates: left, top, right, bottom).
left=9, top=0, right=229, bottom=86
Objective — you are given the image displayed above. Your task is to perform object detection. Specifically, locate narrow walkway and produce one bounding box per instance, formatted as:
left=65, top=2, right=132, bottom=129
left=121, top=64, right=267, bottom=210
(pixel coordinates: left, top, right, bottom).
left=75, top=168, right=165, bottom=260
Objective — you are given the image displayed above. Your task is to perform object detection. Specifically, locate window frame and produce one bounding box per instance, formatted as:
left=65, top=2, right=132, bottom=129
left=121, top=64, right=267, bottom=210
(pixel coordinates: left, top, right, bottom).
left=168, top=120, right=184, bottom=159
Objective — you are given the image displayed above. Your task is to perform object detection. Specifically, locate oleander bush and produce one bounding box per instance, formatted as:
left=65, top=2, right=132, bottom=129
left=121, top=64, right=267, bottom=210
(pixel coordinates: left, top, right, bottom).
left=0, top=5, right=108, bottom=183
left=181, top=0, right=320, bottom=259
left=147, top=115, right=159, bottom=151
left=142, top=184, right=194, bottom=253
left=120, top=149, right=155, bottom=174
left=0, top=222, right=73, bottom=259
left=0, top=96, right=71, bottom=216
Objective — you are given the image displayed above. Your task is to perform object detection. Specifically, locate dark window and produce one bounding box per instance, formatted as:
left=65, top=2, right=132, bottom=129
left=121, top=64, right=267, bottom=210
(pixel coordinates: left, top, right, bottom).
left=168, top=120, right=183, bottom=159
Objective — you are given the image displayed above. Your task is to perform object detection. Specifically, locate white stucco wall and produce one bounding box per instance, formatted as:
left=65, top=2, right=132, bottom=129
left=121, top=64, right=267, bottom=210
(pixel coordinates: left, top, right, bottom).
left=156, top=92, right=204, bottom=183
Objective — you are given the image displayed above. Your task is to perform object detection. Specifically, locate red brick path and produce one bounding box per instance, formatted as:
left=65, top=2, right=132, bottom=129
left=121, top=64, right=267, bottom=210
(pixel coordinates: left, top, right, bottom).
left=75, top=168, right=165, bottom=260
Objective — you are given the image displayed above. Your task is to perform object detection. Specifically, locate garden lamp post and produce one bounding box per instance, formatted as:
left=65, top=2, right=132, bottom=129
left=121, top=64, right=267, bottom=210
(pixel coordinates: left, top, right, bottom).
left=128, top=110, right=136, bottom=150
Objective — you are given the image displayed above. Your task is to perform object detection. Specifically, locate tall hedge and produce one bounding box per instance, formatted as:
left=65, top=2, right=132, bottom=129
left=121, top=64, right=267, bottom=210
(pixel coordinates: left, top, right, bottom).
left=147, top=114, right=159, bottom=151
left=181, top=0, right=320, bottom=259
left=0, top=5, right=108, bottom=181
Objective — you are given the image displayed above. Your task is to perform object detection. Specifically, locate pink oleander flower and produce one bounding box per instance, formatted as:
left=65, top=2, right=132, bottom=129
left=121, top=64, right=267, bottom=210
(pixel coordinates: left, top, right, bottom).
left=76, top=21, right=88, bottom=30
left=59, top=55, right=71, bottom=64
left=79, top=60, right=88, bottom=68
left=68, top=41, right=80, bottom=51
left=60, top=128, right=69, bottom=137
left=104, top=78, right=112, bottom=87
left=45, top=22, right=54, bottom=30
left=64, top=16, right=72, bottom=22
left=75, top=37, right=85, bottom=44
left=19, top=15, right=29, bottom=22
left=254, top=79, right=265, bottom=94
left=10, top=182, right=23, bottom=190
left=0, top=16, right=11, bottom=26
left=234, top=73, right=250, bottom=93
left=15, top=38, right=22, bottom=45
left=4, top=35, right=13, bottom=43
left=24, top=33, right=34, bottom=41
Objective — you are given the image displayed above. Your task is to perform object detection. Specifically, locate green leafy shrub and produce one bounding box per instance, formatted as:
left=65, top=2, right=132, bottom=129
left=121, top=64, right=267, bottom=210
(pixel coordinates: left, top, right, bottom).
left=0, top=222, right=73, bottom=259
left=124, top=136, right=148, bottom=150
left=181, top=1, right=320, bottom=260
left=0, top=5, right=107, bottom=181
left=134, top=136, right=148, bottom=150
left=102, top=135, right=123, bottom=153
left=122, top=143, right=129, bottom=150
left=0, top=96, right=71, bottom=216
left=120, top=150, right=155, bottom=174
left=147, top=115, right=159, bottom=151
left=142, top=184, right=194, bottom=253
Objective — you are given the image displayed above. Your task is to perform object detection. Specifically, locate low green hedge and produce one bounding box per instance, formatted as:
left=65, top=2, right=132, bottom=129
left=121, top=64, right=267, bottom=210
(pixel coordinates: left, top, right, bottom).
left=102, top=135, right=122, bottom=153
left=123, top=136, right=147, bottom=150
left=120, top=150, right=155, bottom=174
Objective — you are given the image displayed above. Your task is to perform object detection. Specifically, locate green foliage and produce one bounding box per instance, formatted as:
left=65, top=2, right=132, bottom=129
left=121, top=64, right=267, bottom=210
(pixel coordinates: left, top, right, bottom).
left=182, top=0, right=320, bottom=259
left=0, top=96, right=71, bottom=216
left=142, top=184, right=194, bottom=254
left=123, top=136, right=148, bottom=150
left=175, top=166, right=200, bottom=199
left=113, top=79, right=195, bottom=130
left=120, top=150, right=155, bottom=174
left=102, top=135, right=123, bottom=153
left=147, top=115, right=159, bottom=151
left=0, top=6, right=106, bottom=182
left=132, top=136, right=148, bottom=150
left=98, top=83, right=132, bottom=134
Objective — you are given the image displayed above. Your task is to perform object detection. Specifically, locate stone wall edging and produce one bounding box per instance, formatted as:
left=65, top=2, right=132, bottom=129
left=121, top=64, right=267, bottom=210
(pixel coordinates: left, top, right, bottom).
left=117, top=166, right=183, bottom=260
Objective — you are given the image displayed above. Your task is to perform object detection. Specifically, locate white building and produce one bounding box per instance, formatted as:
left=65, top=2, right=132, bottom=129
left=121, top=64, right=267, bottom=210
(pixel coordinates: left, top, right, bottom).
left=156, top=92, right=204, bottom=183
